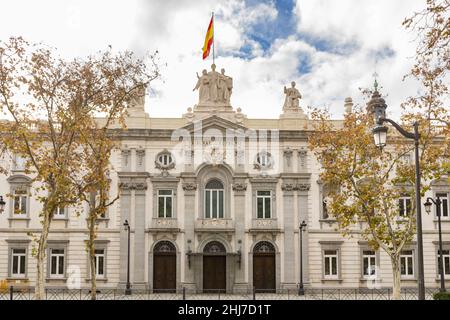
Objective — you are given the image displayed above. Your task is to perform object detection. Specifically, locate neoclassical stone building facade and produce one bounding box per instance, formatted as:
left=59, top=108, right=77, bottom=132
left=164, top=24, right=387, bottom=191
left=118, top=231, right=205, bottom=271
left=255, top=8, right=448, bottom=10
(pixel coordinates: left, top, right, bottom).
left=0, top=66, right=449, bottom=293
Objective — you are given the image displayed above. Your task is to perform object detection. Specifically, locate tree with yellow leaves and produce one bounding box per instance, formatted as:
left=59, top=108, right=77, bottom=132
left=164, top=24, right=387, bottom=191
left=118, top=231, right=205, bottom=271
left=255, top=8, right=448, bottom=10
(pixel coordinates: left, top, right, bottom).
left=309, top=93, right=447, bottom=299
left=309, top=0, right=449, bottom=300
left=0, top=37, right=159, bottom=299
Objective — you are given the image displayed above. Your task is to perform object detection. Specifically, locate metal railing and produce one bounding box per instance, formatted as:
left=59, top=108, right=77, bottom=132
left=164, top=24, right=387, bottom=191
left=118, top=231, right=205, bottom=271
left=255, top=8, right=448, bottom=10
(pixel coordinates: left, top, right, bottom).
left=0, top=286, right=441, bottom=300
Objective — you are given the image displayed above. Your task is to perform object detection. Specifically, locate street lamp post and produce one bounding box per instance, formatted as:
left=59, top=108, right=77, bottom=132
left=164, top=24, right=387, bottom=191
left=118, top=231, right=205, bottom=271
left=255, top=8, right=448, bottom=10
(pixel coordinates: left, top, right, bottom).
left=0, top=196, right=5, bottom=214
left=424, top=197, right=446, bottom=292
left=123, top=220, right=132, bottom=295
left=370, top=88, right=425, bottom=300
left=298, top=220, right=307, bottom=296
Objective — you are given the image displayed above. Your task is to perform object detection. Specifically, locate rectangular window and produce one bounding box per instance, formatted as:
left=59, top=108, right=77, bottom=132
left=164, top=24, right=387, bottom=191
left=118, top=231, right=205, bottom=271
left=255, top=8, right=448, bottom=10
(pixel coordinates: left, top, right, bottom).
left=92, top=192, right=107, bottom=218
left=219, top=191, right=224, bottom=218
left=438, top=250, right=450, bottom=276
left=362, top=250, right=377, bottom=277
left=54, top=207, right=66, bottom=219
left=14, top=155, right=26, bottom=171
left=13, top=189, right=27, bottom=216
left=50, top=248, right=65, bottom=278
left=158, top=190, right=173, bottom=218
left=205, top=191, right=211, bottom=219
left=205, top=190, right=224, bottom=219
left=400, top=250, right=414, bottom=277
left=11, top=248, right=26, bottom=277
left=436, top=193, right=449, bottom=218
left=324, top=250, right=338, bottom=278
left=95, top=249, right=105, bottom=278
left=398, top=196, right=412, bottom=217
left=256, top=191, right=271, bottom=219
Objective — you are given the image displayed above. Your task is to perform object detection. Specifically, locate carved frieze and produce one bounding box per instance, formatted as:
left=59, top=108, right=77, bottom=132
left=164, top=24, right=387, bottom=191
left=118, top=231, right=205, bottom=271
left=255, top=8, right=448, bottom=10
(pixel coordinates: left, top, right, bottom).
left=281, top=183, right=295, bottom=192
left=182, top=183, right=197, bottom=191
left=296, top=183, right=311, bottom=192
left=232, top=183, right=247, bottom=192
left=119, top=179, right=148, bottom=191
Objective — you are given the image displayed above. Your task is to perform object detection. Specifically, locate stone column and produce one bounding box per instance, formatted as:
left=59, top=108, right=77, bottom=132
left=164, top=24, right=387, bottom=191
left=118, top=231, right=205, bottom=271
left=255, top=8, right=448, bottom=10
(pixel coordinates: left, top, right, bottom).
left=182, top=175, right=197, bottom=291
left=283, top=148, right=293, bottom=173
left=133, top=183, right=147, bottom=288
left=233, top=178, right=247, bottom=291
left=118, top=181, right=131, bottom=287
left=281, top=179, right=296, bottom=289
left=298, top=148, right=308, bottom=173
left=297, top=181, right=311, bottom=285
left=118, top=174, right=148, bottom=289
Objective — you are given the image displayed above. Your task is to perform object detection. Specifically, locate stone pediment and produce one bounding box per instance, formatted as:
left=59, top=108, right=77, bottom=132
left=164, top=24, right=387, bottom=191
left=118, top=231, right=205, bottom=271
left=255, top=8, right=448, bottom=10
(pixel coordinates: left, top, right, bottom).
left=181, top=115, right=248, bottom=134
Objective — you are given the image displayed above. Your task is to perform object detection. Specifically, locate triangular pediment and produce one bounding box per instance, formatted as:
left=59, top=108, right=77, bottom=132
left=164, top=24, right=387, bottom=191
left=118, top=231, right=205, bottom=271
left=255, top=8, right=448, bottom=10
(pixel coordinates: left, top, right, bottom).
left=181, top=115, right=248, bottom=133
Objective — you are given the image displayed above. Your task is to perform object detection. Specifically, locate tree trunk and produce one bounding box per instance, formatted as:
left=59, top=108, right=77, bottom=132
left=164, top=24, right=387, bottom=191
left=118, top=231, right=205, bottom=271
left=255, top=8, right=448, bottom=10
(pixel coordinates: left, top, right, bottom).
left=89, top=240, right=97, bottom=300
left=35, top=211, right=51, bottom=300
left=88, top=209, right=97, bottom=300
left=390, top=255, right=402, bottom=300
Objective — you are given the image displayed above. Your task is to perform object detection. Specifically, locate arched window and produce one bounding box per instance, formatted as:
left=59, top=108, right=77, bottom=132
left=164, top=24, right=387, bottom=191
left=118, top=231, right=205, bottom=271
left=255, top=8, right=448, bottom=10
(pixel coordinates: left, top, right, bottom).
left=154, top=241, right=176, bottom=253
left=253, top=241, right=275, bottom=253
left=203, top=241, right=226, bottom=254
left=205, top=179, right=224, bottom=219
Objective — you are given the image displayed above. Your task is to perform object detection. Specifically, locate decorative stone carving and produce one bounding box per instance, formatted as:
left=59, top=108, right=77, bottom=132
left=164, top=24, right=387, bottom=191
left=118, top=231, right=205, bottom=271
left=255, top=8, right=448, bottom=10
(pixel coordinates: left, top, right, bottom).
left=282, top=183, right=295, bottom=192
left=235, top=107, right=245, bottom=124
left=129, top=85, right=146, bottom=109
left=284, top=148, right=293, bottom=168
left=183, top=107, right=195, bottom=123
left=232, top=183, right=247, bottom=192
left=155, top=149, right=175, bottom=176
left=193, top=64, right=233, bottom=106
left=252, top=219, right=278, bottom=230
left=134, top=182, right=148, bottom=191
left=151, top=218, right=178, bottom=230
left=254, top=151, right=274, bottom=171
left=119, top=181, right=148, bottom=191
left=204, top=145, right=224, bottom=166
left=196, top=219, right=233, bottom=229
left=296, top=183, right=311, bottom=192
left=121, top=149, right=130, bottom=170
left=280, top=82, right=307, bottom=119
left=182, top=183, right=197, bottom=191
left=298, top=148, right=308, bottom=169
left=136, top=149, right=145, bottom=168
left=283, top=81, right=302, bottom=110
left=344, top=97, right=353, bottom=114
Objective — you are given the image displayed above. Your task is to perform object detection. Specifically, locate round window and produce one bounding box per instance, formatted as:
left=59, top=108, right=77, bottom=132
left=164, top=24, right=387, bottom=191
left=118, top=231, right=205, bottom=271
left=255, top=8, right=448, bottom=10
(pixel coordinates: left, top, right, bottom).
left=155, top=150, right=175, bottom=170
left=255, top=151, right=273, bottom=169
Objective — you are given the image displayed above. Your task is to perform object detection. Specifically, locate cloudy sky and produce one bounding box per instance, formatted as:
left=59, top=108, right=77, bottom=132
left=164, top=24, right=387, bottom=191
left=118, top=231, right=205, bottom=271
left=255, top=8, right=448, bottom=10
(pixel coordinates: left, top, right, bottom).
left=0, top=0, right=426, bottom=119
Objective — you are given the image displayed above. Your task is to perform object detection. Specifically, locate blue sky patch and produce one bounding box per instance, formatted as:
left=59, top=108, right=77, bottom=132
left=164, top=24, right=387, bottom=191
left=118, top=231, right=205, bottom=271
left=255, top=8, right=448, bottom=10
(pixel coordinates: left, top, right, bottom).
left=243, top=0, right=297, bottom=55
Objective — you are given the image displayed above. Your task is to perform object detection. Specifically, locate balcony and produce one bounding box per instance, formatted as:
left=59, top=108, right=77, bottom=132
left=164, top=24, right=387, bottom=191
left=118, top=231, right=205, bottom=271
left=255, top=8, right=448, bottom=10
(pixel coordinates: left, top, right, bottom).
left=195, top=219, right=235, bottom=232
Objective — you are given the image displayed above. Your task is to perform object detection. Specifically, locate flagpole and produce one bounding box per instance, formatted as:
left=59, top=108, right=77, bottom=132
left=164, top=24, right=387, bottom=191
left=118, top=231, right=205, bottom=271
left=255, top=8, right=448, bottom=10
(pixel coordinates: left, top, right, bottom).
left=212, top=11, right=215, bottom=65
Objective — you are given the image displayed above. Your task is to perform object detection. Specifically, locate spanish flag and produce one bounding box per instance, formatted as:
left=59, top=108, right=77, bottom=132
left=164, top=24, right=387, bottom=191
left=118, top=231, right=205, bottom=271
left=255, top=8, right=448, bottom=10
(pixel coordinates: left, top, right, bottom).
left=202, top=15, right=214, bottom=60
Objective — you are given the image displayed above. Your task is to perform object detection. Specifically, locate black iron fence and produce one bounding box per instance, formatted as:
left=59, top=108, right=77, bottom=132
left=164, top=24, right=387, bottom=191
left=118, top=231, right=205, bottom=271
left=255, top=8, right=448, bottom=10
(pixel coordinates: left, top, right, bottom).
left=0, top=286, right=441, bottom=300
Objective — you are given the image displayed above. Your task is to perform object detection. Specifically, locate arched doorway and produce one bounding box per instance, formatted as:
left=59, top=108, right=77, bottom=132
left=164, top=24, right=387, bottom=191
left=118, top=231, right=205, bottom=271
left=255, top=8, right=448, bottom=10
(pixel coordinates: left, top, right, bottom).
left=153, top=241, right=176, bottom=293
left=253, top=241, right=276, bottom=293
left=203, top=241, right=226, bottom=293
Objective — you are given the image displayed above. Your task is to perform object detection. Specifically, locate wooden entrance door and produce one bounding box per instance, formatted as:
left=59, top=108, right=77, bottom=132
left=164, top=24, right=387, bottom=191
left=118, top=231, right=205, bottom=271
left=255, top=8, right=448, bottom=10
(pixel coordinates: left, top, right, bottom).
left=203, top=256, right=226, bottom=292
left=203, top=241, right=227, bottom=293
left=153, top=241, right=176, bottom=293
left=253, top=242, right=276, bottom=293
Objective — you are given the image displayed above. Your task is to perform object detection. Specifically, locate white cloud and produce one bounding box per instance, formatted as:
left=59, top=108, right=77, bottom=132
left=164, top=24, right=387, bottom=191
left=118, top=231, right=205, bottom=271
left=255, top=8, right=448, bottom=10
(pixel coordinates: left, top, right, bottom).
left=0, top=0, right=428, bottom=120
left=293, top=0, right=426, bottom=118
